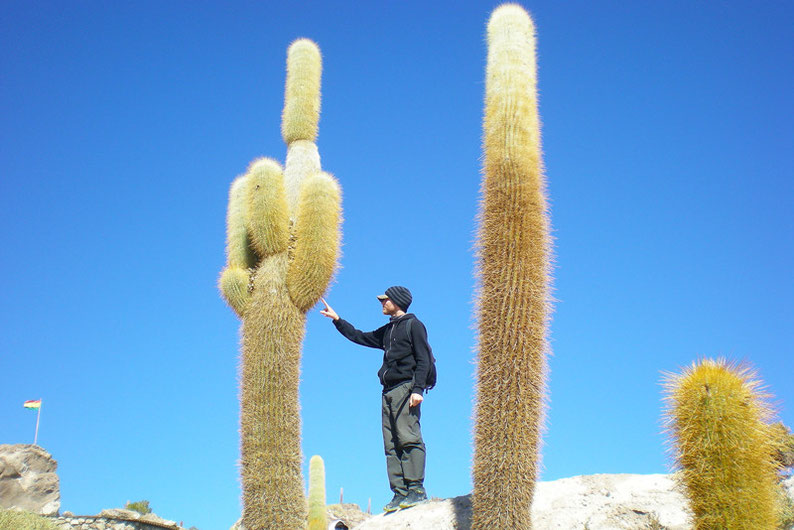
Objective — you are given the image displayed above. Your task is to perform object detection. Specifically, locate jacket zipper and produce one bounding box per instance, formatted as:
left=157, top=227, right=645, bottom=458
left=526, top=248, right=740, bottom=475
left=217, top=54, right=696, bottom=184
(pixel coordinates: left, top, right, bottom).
left=382, top=319, right=400, bottom=384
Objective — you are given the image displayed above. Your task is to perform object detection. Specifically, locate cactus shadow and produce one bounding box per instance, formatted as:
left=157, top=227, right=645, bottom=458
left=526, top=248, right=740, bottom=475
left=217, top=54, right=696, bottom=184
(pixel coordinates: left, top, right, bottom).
left=451, top=494, right=472, bottom=530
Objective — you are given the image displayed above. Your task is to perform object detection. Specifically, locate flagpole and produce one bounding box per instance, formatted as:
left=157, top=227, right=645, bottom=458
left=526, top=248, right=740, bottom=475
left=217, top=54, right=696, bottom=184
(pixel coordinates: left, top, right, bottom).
left=34, top=399, right=42, bottom=446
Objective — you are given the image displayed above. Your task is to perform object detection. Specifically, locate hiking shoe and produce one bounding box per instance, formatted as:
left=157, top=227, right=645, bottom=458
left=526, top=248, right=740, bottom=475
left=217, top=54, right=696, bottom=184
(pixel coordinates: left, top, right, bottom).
left=399, top=487, right=428, bottom=508
left=383, top=493, right=406, bottom=513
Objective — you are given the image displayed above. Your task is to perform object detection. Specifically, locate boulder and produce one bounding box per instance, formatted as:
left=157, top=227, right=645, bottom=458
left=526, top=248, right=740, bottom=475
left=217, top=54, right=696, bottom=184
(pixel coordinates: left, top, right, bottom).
left=140, top=512, right=179, bottom=527
left=355, top=473, right=794, bottom=529
left=0, top=443, right=60, bottom=515
left=98, top=508, right=142, bottom=519
left=327, top=503, right=371, bottom=528
left=357, top=474, right=691, bottom=529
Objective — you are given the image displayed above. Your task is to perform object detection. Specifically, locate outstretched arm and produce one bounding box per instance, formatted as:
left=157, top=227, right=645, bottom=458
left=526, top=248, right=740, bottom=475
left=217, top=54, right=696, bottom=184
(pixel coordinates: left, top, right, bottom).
left=320, top=299, right=385, bottom=349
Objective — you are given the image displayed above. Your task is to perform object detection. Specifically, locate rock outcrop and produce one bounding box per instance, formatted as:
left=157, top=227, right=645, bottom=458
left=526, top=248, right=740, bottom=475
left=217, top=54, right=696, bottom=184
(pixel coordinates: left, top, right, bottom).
left=327, top=503, right=371, bottom=528
left=356, top=473, right=794, bottom=529
left=0, top=443, right=60, bottom=515
left=3, top=443, right=788, bottom=530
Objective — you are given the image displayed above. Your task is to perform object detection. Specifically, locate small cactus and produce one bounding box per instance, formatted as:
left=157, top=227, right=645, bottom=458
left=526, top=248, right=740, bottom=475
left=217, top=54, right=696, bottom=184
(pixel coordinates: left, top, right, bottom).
left=663, top=358, right=781, bottom=529
left=307, top=455, right=328, bottom=530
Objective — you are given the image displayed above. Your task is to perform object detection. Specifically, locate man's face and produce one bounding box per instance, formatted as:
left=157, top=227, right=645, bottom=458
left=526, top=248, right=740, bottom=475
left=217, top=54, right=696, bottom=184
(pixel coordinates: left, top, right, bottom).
left=380, top=298, right=400, bottom=316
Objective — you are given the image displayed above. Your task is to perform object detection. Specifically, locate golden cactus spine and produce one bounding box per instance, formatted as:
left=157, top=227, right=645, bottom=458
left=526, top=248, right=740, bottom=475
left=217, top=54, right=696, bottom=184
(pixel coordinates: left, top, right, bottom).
left=663, top=358, right=780, bottom=529
left=219, top=38, right=342, bottom=530
left=307, top=455, right=328, bottom=530
left=472, top=4, right=551, bottom=529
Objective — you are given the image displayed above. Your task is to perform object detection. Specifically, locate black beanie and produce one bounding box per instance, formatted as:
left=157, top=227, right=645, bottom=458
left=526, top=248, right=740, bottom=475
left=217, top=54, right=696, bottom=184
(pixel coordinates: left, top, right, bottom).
left=384, top=286, right=412, bottom=311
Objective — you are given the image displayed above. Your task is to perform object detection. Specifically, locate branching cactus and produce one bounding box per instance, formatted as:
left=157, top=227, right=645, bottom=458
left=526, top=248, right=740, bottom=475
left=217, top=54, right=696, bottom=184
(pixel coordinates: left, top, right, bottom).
left=307, top=455, right=328, bottom=530
left=219, top=39, right=342, bottom=530
left=663, top=358, right=780, bottom=529
left=472, top=4, right=552, bottom=529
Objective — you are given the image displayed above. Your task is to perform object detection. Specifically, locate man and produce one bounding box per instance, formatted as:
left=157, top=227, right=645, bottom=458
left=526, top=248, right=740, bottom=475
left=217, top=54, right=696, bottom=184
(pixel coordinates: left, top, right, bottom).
left=320, top=286, right=431, bottom=512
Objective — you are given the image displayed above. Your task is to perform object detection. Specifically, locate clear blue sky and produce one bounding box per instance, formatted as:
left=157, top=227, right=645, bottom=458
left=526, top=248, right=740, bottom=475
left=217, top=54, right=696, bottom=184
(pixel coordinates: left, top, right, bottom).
left=2, top=1, right=792, bottom=529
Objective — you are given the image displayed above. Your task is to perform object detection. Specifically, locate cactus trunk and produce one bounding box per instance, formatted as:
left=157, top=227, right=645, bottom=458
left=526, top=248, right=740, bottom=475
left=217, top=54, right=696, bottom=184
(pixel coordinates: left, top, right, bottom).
left=472, top=4, right=551, bottom=529
left=241, top=255, right=307, bottom=529
left=219, top=37, right=341, bottom=530
left=663, top=358, right=780, bottom=529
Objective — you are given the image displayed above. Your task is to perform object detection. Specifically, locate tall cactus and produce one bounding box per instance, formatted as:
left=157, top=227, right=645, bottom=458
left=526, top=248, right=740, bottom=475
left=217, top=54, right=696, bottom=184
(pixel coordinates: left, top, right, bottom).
left=663, top=358, right=780, bottom=529
left=307, top=455, right=328, bottom=530
left=219, top=39, right=342, bottom=530
left=472, top=4, right=551, bottom=529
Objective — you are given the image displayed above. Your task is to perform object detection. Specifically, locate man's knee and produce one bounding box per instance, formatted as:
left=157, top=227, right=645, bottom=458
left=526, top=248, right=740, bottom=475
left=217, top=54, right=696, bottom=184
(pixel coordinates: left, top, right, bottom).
left=396, top=418, right=423, bottom=447
left=401, top=438, right=425, bottom=452
left=395, top=427, right=424, bottom=451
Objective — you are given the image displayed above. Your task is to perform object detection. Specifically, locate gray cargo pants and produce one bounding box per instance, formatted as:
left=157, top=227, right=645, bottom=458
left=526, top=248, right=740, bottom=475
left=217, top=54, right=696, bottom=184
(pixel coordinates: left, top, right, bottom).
left=381, top=381, right=426, bottom=495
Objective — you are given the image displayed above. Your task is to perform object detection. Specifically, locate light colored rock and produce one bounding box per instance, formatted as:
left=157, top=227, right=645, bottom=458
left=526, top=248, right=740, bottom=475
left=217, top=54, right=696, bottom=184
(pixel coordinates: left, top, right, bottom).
left=356, top=474, right=692, bottom=529
left=0, top=443, right=60, bottom=515
left=353, top=473, right=794, bottom=529
left=531, top=473, right=691, bottom=529
left=98, top=508, right=141, bottom=519
left=354, top=496, right=466, bottom=530
left=228, top=473, right=794, bottom=529
left=327, top=503, right=371, bottom=528
left=140, top=512, right=179, bottom=528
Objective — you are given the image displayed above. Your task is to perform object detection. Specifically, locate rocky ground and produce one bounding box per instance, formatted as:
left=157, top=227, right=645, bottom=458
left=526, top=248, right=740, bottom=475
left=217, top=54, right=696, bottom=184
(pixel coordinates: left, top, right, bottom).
left=4, top=445, right=792, bottom=529
left=350, top=474, right=794, bottom=530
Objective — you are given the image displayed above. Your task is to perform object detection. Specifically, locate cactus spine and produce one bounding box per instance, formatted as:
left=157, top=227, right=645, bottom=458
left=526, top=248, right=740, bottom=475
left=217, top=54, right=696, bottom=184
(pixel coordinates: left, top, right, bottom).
left=472, top=4, right=551, bottom=529
left=663, top=358, right=780, bottom=529
left=307, top=455, right=328, bottom=530
left=219, top=38, right=342, bottom=530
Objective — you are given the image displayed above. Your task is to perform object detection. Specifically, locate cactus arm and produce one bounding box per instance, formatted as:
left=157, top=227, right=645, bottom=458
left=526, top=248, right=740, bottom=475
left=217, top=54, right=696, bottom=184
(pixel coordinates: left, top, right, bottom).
left=246, top=157, right=290, bottom=258
left=219, top=174, right=255, bottom=317
left=225, top=175, right=257, bottom=268
left=287, top=171, right=342, bottom=312
left=282, top=39, right=322, bottom=145
left=218, top=267, right=251, bottom=318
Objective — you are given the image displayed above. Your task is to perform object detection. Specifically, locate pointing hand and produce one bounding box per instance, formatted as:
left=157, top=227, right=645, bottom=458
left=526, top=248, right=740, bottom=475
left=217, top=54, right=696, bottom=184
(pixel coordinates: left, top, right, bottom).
left=320, top=298, right=339, bottom=321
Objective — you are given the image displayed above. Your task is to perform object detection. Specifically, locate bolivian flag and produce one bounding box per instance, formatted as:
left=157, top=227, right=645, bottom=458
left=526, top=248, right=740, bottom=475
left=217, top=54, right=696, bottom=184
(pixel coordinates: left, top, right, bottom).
left=23, top=400, right=41, bottom=409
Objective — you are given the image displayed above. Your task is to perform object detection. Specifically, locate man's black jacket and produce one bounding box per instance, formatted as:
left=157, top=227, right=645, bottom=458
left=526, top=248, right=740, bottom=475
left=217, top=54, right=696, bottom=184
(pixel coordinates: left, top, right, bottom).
left=333, top=313, right=432, bottom=395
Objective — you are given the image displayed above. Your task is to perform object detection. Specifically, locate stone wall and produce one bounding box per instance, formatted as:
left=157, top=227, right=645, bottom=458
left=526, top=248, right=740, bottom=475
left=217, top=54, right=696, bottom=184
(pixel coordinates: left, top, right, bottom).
left=45, top=514, right=181, bottom=530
